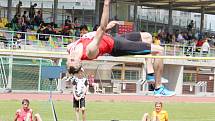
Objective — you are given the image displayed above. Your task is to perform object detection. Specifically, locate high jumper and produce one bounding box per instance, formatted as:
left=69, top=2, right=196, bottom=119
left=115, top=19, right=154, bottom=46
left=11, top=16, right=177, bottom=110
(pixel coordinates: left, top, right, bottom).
left=67, top=0, right=175, bottom=96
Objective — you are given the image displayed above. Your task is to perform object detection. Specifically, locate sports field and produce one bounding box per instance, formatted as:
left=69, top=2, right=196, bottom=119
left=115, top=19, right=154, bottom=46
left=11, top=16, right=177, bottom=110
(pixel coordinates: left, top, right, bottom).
left=0, top=98, right=215, bottom=121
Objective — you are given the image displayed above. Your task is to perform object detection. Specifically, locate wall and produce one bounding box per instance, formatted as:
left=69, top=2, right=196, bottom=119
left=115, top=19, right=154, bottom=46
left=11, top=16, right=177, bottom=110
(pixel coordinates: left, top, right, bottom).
left=163, top=65, right=184, bottom=95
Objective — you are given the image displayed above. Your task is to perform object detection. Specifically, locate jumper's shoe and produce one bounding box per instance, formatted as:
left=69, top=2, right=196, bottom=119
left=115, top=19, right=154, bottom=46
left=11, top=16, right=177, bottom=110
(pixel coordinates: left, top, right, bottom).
left=154, top=86, right=176, bottom=96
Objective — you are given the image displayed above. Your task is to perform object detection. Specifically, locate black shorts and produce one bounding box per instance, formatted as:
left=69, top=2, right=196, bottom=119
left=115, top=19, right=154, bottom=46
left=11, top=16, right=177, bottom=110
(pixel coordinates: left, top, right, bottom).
left=120, top=32, right=142, bottom=42
left=111, top=32, right=151, bottom=56
left=73, top=97, right=85, bottom=108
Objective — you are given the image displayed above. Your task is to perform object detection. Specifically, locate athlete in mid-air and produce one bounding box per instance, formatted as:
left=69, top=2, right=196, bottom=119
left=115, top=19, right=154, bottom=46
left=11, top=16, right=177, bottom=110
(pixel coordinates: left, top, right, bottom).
left=67, top=0, right=175, bottom=96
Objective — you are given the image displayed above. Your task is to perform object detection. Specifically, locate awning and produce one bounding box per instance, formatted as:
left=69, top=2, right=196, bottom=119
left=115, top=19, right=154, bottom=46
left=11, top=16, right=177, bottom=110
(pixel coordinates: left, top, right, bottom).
left=115, top=0, right=215, bottom=15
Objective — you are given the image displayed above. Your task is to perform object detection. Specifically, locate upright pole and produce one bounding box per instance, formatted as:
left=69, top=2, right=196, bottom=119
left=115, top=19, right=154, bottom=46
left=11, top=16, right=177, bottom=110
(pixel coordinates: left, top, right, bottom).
left=41, top=2, right=43, bottom=19
left=62, top=6, right=64, bottom=25
left=168, top=0, right=173, bottom=34
left=7, top=0, right=12, bottom=22
left=72, top=6, right=75, bottom=23
left=38, top=58, right=42, bottom=91
left=95, top=0, right=100, bottom=24
left=7, top=56, right=13, bottom=89
left=133, top=0, right=138, bottom=31
left=82, top=8, right=85, bottom=25
left=53, top=0, right=58, bottom=23
left=200, top=6, right=205, bottom=34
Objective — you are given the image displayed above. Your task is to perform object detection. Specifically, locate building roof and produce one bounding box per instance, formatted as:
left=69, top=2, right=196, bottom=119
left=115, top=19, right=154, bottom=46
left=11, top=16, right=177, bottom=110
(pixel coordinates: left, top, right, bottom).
left=116, top=0, right=215, bottom=15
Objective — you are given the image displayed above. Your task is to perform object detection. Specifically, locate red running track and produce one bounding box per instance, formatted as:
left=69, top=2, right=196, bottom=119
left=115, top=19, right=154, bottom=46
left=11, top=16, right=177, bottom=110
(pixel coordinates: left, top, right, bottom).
left=0, top=93, right=215, bottom=103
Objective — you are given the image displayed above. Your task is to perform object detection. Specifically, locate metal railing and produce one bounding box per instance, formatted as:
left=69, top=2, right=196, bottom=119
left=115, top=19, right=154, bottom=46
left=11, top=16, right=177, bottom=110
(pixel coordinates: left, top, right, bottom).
left=0, top=29, right=80, bottom=52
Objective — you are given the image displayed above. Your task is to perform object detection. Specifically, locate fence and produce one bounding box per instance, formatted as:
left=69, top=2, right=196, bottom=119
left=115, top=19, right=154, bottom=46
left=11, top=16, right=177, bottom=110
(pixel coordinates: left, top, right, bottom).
left=0, top=56, right=66, bottom=91
left=195, top=81, right=207, bottom=96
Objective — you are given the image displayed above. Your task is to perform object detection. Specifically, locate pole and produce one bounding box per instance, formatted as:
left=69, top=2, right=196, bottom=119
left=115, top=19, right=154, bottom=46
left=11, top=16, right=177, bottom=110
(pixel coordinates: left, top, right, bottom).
left=53, top=0, right=58, bottom=23
left=7, top=0, right=12, bottom=21
left=82, top=8, right=85, bottom=25
left=200, top=6, right=205, bottom=34
left=62, top=6, right=64, bottom=25
left=168, top=0, right=173, bottom=34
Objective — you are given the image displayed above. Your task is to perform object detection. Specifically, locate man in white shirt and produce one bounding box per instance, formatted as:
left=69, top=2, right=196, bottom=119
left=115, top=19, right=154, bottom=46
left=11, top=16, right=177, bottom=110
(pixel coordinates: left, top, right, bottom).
left=201, top=39, right=210, bottom=56
left=72, top=68, right=88, bottom=121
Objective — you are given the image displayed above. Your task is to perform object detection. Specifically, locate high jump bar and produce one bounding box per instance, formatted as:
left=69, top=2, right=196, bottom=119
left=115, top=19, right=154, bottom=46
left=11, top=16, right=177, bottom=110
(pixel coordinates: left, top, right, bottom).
left=0, top=49, right=215, bottom=60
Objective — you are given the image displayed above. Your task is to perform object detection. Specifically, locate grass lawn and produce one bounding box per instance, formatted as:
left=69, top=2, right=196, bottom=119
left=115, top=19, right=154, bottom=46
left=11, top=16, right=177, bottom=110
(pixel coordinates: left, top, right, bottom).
left=0, top=100, right=215, bottom=121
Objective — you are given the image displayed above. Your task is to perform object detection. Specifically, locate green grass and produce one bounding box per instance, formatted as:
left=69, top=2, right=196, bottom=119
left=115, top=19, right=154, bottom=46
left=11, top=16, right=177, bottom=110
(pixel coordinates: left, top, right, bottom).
left=0, top=100, right=215, bottom=121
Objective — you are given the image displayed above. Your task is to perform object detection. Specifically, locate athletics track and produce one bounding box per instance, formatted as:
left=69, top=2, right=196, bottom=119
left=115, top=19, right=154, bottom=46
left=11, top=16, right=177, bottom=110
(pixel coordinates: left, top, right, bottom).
left=0, top=93, right=215, bottom=103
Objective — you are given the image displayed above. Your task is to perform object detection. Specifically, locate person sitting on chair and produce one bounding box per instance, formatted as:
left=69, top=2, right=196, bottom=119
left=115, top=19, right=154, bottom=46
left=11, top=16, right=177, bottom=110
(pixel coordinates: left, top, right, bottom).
left=88, top=74, right=101, bottom=94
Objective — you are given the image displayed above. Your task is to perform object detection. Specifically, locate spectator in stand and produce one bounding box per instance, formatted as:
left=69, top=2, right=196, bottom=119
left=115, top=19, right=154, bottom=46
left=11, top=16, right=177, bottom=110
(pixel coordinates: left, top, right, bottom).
left=22, top=11, right=29, bottom=24
left=74, top=27, right=80, bottom=37
left=201, top=38, right=210, bottom=56
left=88, top=74, right=101, bottom=94
left=65, top=16, right=71, bottom=26
left=61, top=26, right=71, bottom=36
left=153, top=36, right=161, bottom=45
left=166, top=33, right=173, bottom=44
left=14, top=99, right=42, bottom=121
left=12, top=14, right=22, bottom=31
left=74, top=17, right=80, bottom=28
left=142, top=102, right=168, bottom=121
left=16, top=1, right=22, bottom=16
left=43, top=24, right=56, bottom=35
left=187, top=20, right=194, bottom=32
left=29, top=3, right=37, bottom=25
left=196, top=40, right=204, bottom=49
left=80, top=25, right=88, bottom=37
left=0, top=19, right=4, bottom=28
left=37, top=21, right=45, bottom=33
left=183, top=32, right=189, bottom=41
left=37, top=21, right=47, bottom=41
left=93, top=24, right=99, bottom=31
left=34, top=10, right=43, bottom=27
left=176, top=32, right=184, bottom=43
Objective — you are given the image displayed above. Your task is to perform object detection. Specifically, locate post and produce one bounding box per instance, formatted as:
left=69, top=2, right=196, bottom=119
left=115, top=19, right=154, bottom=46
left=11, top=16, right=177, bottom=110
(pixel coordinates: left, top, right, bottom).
left=38, top=58, right=42, bottom=91
left=41, top=1, right=43, bottom=20
left=6, top=56, right=13, bottom=89
left=52, top=4, right=54, bottom=22
left=133, top=0, right=138, bottom=31
left=200, top=6, right=205, bottom=34
left=82, top=8, right=85, bottom=25
left=146, top=15, right=149, bottom=32
left=7, top=0, right=12, bottom=22
left=95, top=0, right=100, bottom=24
left=62, top=6, right=64, bottom=25
left=4, top=7, right=6, bottom=18
left=155, top=14, right=157, bottom=32
left=72, top=6, right=75, bottom=22
left=53, top=0, right=58, bottom=23
left=168, top=0, right=173, bottom=34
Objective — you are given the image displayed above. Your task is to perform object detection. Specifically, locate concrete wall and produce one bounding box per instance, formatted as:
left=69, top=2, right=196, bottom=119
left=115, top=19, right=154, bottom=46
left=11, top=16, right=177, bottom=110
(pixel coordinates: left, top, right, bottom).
left=163, top=65, right=184, bottom=95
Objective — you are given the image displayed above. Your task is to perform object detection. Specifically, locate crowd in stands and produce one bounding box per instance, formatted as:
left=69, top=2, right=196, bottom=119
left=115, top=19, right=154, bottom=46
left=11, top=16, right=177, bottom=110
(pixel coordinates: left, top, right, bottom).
left=151, top=20, right=214, bottom=55
left=9, top=1, right=90, bottom=40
